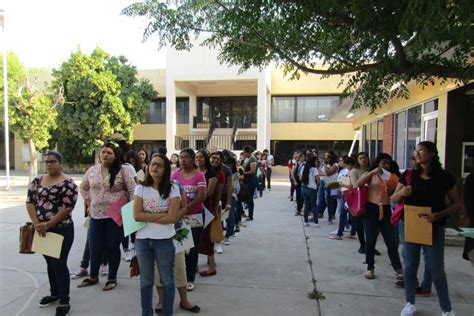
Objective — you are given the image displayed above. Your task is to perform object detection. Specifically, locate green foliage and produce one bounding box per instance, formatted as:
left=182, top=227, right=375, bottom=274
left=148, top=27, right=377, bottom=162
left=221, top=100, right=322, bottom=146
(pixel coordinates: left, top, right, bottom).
left=123, top=0, right=473, bottom=112
left=51, top=48, right=157, bottom=164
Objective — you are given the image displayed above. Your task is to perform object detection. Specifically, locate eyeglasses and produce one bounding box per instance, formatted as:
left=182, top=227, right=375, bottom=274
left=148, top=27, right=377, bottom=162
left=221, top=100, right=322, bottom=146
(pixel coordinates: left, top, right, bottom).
left=45, top=160, right=59, bottom=164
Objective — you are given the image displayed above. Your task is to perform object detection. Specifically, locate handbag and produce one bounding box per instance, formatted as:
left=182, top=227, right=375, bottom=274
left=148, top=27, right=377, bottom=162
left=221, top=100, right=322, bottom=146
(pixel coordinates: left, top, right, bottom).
left=129, top=255, right=139, bottom=278
left=19, top=222, right=35, bottom=254
left=210, top=215, right=224, bottom=243
left=343, top=186, right=368, bottom=217
left=237, top=184, right=250, bottom=202
left=390, top=169, right=414, bottom=225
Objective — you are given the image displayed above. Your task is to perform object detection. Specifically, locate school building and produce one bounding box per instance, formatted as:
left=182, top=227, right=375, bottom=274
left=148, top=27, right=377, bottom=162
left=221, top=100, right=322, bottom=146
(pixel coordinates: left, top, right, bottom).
left=5, top=43, right=474, bottom=178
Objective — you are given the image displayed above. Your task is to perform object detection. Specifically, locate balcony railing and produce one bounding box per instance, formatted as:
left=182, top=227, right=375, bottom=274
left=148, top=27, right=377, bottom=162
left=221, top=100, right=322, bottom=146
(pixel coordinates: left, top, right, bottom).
left=193, top=115, right=256, bottom=129
left=175, top=134, right=257, bottom=151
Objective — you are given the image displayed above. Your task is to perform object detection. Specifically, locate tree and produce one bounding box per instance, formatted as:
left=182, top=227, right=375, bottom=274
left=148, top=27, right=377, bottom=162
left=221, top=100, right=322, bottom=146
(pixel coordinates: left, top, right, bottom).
left=9, top=74, right=59, bottom=179
left=122, top=0, right=473, bottom=111
left=51, top=48, right=157, bottom=164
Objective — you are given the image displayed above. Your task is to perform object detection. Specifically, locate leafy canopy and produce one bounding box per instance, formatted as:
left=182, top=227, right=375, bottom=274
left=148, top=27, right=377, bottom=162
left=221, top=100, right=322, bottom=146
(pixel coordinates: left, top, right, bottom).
left=123, top=0, right=473, bottom=111
left=51, top=48, right=157, bottom=164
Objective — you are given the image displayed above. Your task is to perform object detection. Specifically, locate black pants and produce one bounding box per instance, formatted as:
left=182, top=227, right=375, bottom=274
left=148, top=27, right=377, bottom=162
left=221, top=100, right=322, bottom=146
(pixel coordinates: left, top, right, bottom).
left=80, top=232, right=108, bottom=269
left=185, top=226, right=204, bottom=282
left=266, top=168, right=272, bottom=189
left=44, top=224, right=74, bottom=305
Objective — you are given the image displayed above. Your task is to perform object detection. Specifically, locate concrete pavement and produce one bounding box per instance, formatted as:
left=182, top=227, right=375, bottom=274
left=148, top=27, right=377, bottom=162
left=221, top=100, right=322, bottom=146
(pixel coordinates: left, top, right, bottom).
left=0, top=172, right=473, bottom=315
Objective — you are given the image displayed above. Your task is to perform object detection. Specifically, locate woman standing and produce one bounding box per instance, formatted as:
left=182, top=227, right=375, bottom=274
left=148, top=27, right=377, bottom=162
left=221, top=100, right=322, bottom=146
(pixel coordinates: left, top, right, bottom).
left=195, top=150, right=218, bottom=276
left=133, top=153, right=180, bottom=316
left=170, top=153, right=180, bottom=172
left=171, top=148, right=206, bottom=291
left=392, top=141, right=460, bottom=316
left=26, top=151, right=78, bottom=316
left=137, top=148, right=149, bottom=171
left=242, top=146, right=258, bottom=220
left=300, top=156, right=320, bottom=227
left=79, top=143, right=136, bottom=290
left=357, top=153, right=402, bottom=280
left=350, top=152, right=370, bottom=253
left=318, top=151, right=339, bottom=224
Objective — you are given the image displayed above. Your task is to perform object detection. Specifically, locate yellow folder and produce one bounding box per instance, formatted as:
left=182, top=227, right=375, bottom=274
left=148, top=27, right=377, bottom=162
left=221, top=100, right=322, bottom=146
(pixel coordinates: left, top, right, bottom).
left=404, top=205, right=432, bottom=245
left=32, top=231, right=64, bottom=259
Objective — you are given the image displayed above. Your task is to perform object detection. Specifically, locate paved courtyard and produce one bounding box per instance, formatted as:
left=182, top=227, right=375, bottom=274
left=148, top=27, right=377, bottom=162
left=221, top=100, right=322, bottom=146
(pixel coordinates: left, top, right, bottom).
left=0, top=172, right=473, bottom=315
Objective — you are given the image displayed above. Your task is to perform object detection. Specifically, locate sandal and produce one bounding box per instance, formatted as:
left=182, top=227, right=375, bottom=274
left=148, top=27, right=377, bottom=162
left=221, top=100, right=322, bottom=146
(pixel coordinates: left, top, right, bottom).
left=364, top=270, right=375, bottom=280
left=186, top=283, right=195, bottom=291
left=103, top=280, right=117, bottom=291
left=199, top=269, right=217, bottom=277
left=155, top=305, right=162, bottom=314
left=329, top=235, right=343, bottom=240
left=395, top=272, right=404, bottom=280
left=77, top=278, right=98, bottom=288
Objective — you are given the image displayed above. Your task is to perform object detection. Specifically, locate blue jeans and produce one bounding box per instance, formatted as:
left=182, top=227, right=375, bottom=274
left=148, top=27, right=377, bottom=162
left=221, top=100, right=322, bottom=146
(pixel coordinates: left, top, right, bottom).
left=244, top=178, right=257, bottom=219
left=136, top=238, right=175, bottom=316
left=88, top=218, right=123, bottom=280
left=403, top=225, right=451, bottom=312
left=361, top=203, right=402, bottom=272
left=336, top=198, right=350, bottom=236
left=295, top=183, right=304, bottom=212
left=225, top=197, right=237, bottom=238
left=44, top=224, right=74, bottom=305
left=316, top=180, right=327, bottom=216
left=301, top=186, right=318, bottom=224
left=398, top=220, right=432, bottom=289
left=325, top=188, right=338, bottom=220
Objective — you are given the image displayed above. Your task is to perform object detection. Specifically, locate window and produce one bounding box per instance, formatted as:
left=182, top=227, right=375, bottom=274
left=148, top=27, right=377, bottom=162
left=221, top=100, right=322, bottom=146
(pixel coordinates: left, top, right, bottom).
left=362, top=118, right=384, bottom=160
left=423, top=99, right=438, bottom=114
left=272, top=96, right=340, bottom=122
left=144, top=99, right=166, bottom=124
left=406, top=105, right=422, bottom=167
left=272, top=97, right=295, bottom=122
left=176, top=98, right=189, bottom=124
left=393, top=105, right=422, bottom=169
left=394, top=112, right=407, bottom=168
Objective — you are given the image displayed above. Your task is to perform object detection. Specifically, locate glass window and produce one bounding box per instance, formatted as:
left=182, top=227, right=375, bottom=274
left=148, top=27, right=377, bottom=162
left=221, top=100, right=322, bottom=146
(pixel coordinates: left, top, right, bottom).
left=423, top=99, right=438, bottom=114
left=176, top=98, right=189, bottom=124
left=394, top=111, right=407, bottom=169
left=296, top=97, right=317, bottom=122
left=144, top=99, right=166, bottom=124
left=406, top=105, right=422, bottom=168
left=272, top=97, right=295, bottom=122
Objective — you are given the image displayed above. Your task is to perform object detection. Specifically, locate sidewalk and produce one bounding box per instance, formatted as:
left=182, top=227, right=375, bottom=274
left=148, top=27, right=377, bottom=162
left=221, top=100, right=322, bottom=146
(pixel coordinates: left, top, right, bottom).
left=0, top=173, right=473, bottom=315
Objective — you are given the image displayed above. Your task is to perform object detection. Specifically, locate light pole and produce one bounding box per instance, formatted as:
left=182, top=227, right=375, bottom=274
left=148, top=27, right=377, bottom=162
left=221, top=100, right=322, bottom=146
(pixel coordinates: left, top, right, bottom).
left=1, top=9, right=10, bottom=191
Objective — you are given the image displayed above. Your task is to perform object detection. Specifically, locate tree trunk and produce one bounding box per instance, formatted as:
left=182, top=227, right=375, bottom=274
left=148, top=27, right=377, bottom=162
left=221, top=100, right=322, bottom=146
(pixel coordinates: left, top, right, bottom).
left=27, top=139, right=37, bottom=181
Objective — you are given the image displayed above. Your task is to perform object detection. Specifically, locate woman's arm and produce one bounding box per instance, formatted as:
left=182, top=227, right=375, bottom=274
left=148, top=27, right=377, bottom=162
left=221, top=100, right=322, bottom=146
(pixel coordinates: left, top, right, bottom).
left=154, top=197, right=181, bottom=224
left=214, top=181, right=224, bottom=215
left=244, top=162, right=257, bottom=176
left=225, top=174, right=233, bottom=209
left=133, top=195, right=167, bottom=222
left=206, top=177, right=217, bottom=198
left=185, top=189, right=206, bottom=214
left=357, top=168, right=380, bottom=187
left=325, top=164, right=338, bottom=176
left=80, top=169, right=92, bottom=207
left=391, top=182, right=410, bottom=203
left=426, top=186, right=461, bottom=223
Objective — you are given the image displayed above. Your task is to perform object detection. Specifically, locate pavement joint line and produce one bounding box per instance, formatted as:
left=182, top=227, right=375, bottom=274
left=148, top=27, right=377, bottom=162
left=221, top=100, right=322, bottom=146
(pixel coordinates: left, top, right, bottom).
left=0, top=265, right=40, bottom=315
left=192, top=281, right=311, bottom=293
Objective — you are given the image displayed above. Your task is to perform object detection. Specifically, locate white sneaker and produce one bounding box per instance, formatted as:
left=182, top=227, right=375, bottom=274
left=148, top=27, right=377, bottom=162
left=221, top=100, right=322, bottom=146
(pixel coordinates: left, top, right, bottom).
left=400, top=303, right=416, bottom=316
left=224, top=238, right=231, bottom=245
left=100, top=264, right=108, bottom=276
left=314, top=223, right=320, bottom=228
left=215, top=244, right=223, bottom=254
left=124, top=250, right=134, bottom=262
left=442, top=312, right=455, bottom=316
left=330, top=230, right=338, bottom=235
left=303, top=222, right=309, bottom=227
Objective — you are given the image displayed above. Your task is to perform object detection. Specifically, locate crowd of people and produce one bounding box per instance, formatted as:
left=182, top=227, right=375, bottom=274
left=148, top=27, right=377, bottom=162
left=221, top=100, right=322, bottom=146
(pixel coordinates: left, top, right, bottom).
left=25, top=143, right=274, bottom=316
left=286, top=142, right=471, bottom=316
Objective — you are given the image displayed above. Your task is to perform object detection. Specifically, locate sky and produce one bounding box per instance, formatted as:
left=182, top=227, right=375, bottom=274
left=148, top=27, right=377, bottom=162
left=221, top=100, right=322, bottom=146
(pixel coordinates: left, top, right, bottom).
left=0, top=0, right=167, bottom=70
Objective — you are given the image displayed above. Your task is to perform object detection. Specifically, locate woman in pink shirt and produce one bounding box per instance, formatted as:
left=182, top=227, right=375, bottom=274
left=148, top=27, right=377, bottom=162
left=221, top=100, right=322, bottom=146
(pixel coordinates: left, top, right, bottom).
left=78, top=143, right=136, bottom=291
left=171, top=148, right=206, bottom=291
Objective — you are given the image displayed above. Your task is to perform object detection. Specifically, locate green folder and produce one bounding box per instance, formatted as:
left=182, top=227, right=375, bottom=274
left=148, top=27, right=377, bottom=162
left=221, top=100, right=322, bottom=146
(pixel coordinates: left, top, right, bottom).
left=121, top=201, right=146, bottom=237
left=460, top=227, right=474, bottom=239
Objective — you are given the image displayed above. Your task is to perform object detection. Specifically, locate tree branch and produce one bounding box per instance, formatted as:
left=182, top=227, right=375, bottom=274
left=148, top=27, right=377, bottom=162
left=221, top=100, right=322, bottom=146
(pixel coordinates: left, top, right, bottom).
left=389, top=35, right=410, bottom=72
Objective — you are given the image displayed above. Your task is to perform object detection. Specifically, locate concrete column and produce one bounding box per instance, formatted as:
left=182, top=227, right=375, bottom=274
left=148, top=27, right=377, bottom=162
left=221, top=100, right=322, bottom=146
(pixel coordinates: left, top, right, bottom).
left=166, top=78, right=176, bottom=151
left=189, top=94, right=197, bottom=129
left=257, top=71, right=270, bottom=150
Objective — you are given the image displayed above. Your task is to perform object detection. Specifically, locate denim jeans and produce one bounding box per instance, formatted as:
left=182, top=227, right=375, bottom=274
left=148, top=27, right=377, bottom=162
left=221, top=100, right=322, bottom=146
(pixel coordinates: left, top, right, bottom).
left=244, top=178, right=257, bottom=219
left=301, top=186, right=318, bottom=224
left=295, top=183, right=304, bottom=212
left=398, top=220, right=432, bottom=289
left=235, top=200, right=243, bottom=224
left=361, top=203, right=402, bottom=272
left=80, top=233, right=108, bottom=269
left=136, top=238, right=175, bottom=316
left=88, top=218, right=123, bottom=280
left=403, top=225, right=451, bottom=312
left=289, top=175, right=296, bottom=199
left=44, top=224, right=74, bottom=305
left=325, top=187, right=338, bottom=220
left=225, top=197, right=237, bottom=238
left=186, top=225, right=203, bottom=282
left=316, top=180, right=327, bottom=216
left=336, top=197, right=350, bottom=236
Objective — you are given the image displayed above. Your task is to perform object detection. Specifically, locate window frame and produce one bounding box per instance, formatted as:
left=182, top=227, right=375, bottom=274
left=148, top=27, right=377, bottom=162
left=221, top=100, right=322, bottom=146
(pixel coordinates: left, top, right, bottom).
left=271, top=95, right=341, bottom=123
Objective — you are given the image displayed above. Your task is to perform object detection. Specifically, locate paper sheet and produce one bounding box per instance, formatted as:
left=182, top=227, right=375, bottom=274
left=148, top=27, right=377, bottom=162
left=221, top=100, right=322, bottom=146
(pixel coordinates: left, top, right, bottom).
left=107, top=195, right=127, bottom=227
left=32, top=231, right=64, bottom=259
left=404, top=205, right=432, bottom=245
left=204, top=207, right=215, bottom=229
left=137, top=169, right=146, bottom=182
left=221, top=209, right=230, bottom=222
left=174, top=225, right=194, bottom=254
left=460, top=227, right=474, bottom=238
left=121, top=201, right=146, bottom=237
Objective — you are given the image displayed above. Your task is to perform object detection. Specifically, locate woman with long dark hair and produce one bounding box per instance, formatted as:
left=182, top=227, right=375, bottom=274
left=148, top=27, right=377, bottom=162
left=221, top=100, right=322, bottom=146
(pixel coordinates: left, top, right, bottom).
left=317, top=151, right=339, bottom=224
left=392, top=141, right=460, bottom=316
left=79, top=142, right=136, bottom=290
left=133, top=153, right=180, bottom=316
left=171, top=148, right=206, bottom=292
left=350, top=152, right=370, bottom=253
left=26, top=151, right=78, bottom=316
left=357, top=152, right=402, bottom=280
left=301, top=155, right=320, bottom=227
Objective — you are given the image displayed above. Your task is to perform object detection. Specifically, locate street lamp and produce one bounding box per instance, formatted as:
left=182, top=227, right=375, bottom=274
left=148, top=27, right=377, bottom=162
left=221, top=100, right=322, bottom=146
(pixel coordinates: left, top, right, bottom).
left=1, top=9, right=10, bottom=191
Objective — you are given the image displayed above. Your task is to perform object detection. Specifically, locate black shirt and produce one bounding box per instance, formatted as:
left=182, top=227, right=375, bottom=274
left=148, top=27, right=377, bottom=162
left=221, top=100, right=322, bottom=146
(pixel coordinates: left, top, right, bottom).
left=400, top=169, right=456, bottom=226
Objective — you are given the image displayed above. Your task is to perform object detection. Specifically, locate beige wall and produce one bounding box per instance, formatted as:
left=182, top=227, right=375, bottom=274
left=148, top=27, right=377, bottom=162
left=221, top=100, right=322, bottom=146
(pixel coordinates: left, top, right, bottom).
left=271, top=123, right=355, bottom=140
left=133, top=124, right=166, bottom=140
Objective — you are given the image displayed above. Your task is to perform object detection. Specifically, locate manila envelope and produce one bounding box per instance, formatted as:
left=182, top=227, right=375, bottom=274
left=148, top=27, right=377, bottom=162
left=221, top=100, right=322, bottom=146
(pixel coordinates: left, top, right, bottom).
left=404, top=205, right=432, bottom=245
left=32, top=231, right=64, bottom=259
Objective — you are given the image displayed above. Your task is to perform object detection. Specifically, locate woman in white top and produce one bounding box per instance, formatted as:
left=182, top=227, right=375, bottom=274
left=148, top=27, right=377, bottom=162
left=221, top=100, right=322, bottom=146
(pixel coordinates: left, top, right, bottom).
left=134, top=153, right=180, bottom=316
left=301, top=156, right=321, bottom=227
left=316, top=151, right=339, bottom=224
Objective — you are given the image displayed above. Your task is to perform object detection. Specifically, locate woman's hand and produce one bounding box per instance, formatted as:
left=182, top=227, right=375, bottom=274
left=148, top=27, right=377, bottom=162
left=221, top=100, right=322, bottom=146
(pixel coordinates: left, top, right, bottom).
left=34, top=222, right=48, bottom=237
left=401, top=185, right=412, bottom=197
left=421, top=213, right=439, bottom=223
left=371, top=167, right=383, bottom=175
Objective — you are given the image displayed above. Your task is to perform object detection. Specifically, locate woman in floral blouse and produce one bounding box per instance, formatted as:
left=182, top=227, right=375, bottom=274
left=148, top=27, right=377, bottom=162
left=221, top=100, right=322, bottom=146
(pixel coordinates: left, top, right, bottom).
left=79, top=143, right=136, bottom=291
left=26, top=151, right=78, bottom=316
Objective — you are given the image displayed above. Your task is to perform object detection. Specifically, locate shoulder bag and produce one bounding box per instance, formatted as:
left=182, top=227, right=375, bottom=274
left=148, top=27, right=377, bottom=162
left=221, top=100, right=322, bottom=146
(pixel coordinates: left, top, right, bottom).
left=390, top=169, right=414, bottom=225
